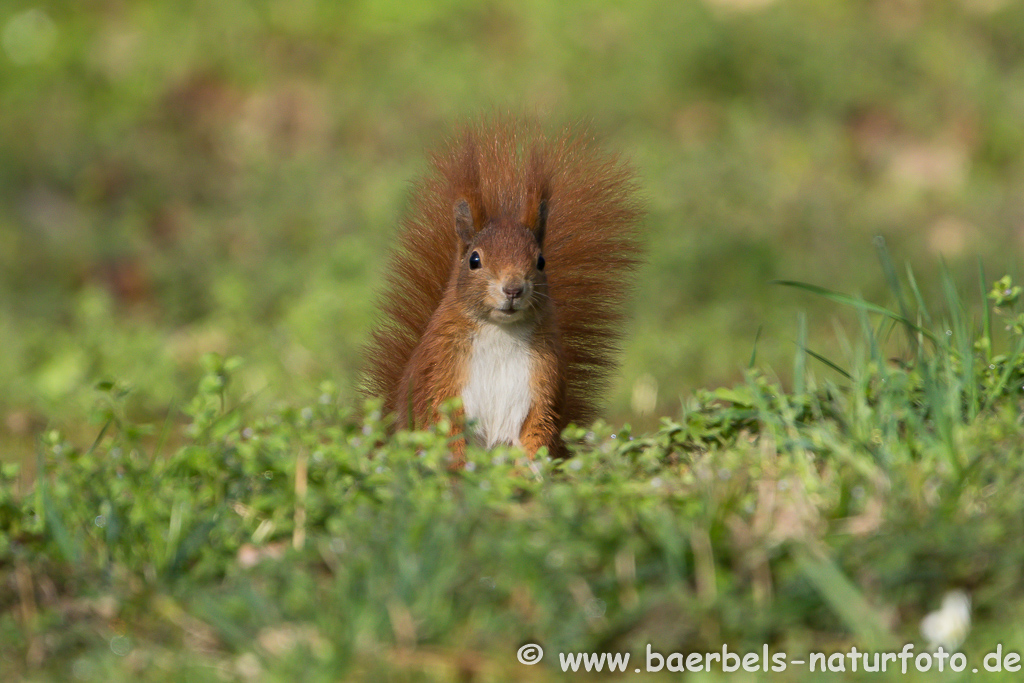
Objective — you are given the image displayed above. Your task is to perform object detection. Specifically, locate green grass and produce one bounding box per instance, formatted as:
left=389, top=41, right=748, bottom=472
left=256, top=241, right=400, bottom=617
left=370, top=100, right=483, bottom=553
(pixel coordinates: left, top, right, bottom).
left=5, top=1, right=1024, bottom=680
left=4, top=268, right=1024, bottom=681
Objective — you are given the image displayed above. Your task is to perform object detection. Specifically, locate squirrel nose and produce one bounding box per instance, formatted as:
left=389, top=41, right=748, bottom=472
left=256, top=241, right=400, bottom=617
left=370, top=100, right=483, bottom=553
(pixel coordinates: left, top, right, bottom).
left=503, top=284, right=524, bottom=300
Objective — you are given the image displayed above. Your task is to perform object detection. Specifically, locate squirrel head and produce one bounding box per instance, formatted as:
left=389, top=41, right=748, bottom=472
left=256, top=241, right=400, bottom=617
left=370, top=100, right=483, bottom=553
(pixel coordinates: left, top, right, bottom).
left=452, top=194, right=549, bottom=325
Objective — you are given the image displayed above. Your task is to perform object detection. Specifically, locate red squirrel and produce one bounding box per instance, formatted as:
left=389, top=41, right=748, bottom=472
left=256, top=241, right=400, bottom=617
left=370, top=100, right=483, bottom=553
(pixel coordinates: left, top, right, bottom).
left=362, top=116, right=642, bottom=461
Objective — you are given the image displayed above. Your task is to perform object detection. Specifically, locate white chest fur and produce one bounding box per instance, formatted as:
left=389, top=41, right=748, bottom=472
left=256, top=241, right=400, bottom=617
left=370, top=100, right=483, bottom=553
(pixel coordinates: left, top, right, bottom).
left=461, top=323, right=534, bottom=448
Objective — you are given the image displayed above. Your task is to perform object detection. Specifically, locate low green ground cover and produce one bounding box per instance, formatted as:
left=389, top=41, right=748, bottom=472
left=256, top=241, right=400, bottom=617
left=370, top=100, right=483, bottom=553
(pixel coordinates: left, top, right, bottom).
left=3, top=270, right=1024, bottom=681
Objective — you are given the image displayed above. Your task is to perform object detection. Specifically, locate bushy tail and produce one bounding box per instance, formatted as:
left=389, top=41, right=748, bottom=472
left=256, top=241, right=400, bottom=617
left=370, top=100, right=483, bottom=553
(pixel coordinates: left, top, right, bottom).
left=361, top=116, right=644, bottom=427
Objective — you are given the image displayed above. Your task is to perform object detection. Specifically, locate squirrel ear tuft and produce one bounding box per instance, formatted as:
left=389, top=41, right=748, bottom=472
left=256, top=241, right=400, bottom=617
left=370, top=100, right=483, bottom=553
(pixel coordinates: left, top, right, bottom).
left=534, top=198, right=548, bottom=246
left=523, top=148, right=551, bottom=245
left=454, top=199, right=477, bottom=243
left=522, top=192, right=549, bottom=246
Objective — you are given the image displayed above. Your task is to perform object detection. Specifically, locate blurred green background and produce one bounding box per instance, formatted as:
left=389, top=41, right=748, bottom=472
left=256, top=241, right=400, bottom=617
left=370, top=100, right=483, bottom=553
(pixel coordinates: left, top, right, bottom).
left=2, top=0, right=1023, bottom=458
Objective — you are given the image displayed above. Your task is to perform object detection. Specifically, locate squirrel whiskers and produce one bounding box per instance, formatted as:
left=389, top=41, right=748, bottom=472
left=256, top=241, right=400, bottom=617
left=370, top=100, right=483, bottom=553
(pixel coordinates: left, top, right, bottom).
left=362, top=116, right=643, bottom=461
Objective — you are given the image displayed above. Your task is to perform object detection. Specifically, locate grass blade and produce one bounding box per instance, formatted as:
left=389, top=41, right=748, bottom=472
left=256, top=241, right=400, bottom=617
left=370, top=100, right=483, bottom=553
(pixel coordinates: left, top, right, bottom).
left=772, top=280, right=940, bottom=345
left=794, top=546, right=893, bottom=649
left=749, top=325, right=762, bottom=369
left=794, top=313, right=807, bottom=395
left=801, top=345, right=852, bottom=380
left=35, top=440, right=81, bottom=564
left=905, top=262, right=932, bottom=328
left=979, top=260, right=992, bottom=366
left=874, top=236, right=918, bottom=354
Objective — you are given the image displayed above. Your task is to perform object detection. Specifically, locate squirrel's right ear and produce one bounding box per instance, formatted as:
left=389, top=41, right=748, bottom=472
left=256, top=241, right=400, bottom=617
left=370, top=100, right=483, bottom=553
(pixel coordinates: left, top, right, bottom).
left=454, top=199, right=479, bottom=244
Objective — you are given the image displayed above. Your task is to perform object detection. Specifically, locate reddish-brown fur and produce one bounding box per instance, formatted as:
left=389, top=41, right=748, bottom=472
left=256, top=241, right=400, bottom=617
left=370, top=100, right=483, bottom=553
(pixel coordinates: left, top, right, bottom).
left=361, top=116, right=643, bottom=458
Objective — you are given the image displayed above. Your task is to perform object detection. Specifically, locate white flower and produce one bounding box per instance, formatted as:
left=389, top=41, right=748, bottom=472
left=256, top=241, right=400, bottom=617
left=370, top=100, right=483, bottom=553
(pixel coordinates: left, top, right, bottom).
left=920, top=590, right=971, bottom=652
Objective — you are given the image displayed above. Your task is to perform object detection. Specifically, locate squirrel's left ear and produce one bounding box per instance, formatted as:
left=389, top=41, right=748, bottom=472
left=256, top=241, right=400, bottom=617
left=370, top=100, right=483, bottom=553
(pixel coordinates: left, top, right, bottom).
left=523, top=151, right=551, bottom=245
left=454, top=200, right=476, bottom=243
left=454, top=196, right=486, bottom=244
left=522, top=188, right=550, bottom=246
left=533, top=198, right=549, bottom=246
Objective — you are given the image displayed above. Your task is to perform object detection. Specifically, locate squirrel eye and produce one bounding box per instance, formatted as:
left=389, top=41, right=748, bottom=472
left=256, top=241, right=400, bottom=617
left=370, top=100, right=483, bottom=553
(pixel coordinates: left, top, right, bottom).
left=469, top=251, right=481, bottom=269
left=537, top=254, right=545, bottom=271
